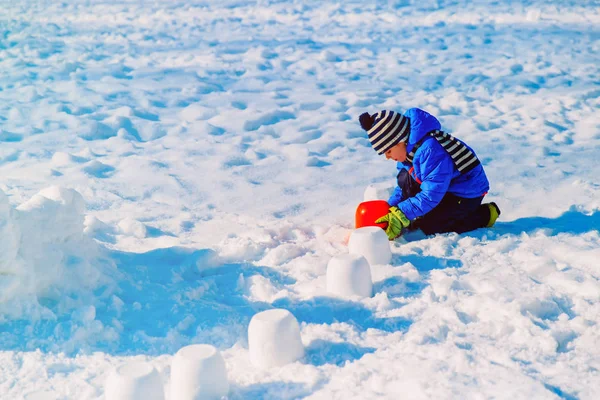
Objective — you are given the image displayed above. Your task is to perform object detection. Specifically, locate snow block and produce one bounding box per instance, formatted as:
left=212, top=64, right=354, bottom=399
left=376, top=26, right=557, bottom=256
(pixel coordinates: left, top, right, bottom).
left=170, top=344, right=229, bottom=400
left=326, top=253, right=373, bottom=298
left=348, top=226, right=392, bottom=265
left=248, top=309, right=304, bottom=368
left=104, top=361, right=165, bottom=400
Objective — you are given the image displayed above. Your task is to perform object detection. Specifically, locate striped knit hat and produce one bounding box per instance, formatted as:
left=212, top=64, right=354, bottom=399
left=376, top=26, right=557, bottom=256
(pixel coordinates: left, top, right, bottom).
left=359, top=110, right=410, bottom=155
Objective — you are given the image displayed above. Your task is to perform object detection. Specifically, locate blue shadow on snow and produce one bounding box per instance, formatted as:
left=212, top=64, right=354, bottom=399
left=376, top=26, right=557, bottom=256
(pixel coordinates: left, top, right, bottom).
left=0, top=245, right=411, bottom=372
left=493, top=208, right=600, bottom=237
left=273, top=296, right=412, bottom=334
left=0, top=247, right=286, bottom=356
left=305, top=339, right=376, bottom=367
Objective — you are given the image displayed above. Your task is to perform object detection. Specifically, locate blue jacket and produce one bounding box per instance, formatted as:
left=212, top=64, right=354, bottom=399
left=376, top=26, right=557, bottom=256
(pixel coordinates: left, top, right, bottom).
left=388, top=108, right=490, bottom=220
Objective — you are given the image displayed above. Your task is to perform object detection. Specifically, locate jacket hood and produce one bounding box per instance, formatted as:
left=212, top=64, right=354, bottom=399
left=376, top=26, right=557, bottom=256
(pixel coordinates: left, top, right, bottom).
left=404, top=108, right=441, bottom=148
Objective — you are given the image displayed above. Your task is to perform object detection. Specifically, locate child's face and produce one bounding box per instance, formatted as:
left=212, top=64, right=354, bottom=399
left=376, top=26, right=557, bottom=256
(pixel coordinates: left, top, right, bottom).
left=384, top=142, right=407, bottom=162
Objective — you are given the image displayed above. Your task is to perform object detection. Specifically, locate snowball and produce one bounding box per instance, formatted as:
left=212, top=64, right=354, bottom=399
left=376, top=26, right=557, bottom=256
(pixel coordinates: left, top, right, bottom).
left=326, top=253, right=373, bottom=298
left=170, top=344, right=229, bottom=400
left=248, top=309, right=304, bottom=368
left=104, top=361, right=165, bottom=400
left=348, top=227, right=392, bottom=265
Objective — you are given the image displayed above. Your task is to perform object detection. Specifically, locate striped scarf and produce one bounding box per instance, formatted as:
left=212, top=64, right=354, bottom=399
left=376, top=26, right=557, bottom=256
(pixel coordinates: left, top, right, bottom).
left=406, top=130, right=480, bottom=174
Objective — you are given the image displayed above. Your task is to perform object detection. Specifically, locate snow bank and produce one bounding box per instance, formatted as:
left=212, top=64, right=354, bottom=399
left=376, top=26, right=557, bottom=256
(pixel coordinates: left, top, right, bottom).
left=0, top=186, right=115, bottom=321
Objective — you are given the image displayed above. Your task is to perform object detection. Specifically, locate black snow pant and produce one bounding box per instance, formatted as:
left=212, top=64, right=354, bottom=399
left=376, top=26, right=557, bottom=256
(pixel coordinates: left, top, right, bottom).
left=397, top=169, right=491, bottom=235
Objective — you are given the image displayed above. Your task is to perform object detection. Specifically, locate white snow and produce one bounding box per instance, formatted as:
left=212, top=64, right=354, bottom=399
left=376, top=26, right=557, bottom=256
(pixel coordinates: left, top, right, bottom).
left=247, top=309, right=305, bottom=369
left=0, top=0, right=599, bottom=399
left=363, top=183, right=394, bottom=202
left=170, top=344, right=229, bottom=400
left=104, top=361, right=164, bottom=400
left=348, top=226, right=393, bottom=265
left=326, top=254, right=373, bottom=298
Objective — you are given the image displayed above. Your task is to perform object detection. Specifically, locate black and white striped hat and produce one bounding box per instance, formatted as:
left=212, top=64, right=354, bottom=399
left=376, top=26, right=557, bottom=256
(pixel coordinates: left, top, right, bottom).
left=359, top=110, right=410, bottom=155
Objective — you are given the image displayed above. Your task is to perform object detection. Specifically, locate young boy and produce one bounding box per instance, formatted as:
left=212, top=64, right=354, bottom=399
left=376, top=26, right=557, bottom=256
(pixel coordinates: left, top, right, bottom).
left=359, top=108, right=500, bottom=240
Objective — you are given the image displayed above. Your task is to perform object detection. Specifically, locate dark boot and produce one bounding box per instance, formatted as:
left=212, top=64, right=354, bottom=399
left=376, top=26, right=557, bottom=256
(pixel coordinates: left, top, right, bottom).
left=483, top=202, right=501, bottom=227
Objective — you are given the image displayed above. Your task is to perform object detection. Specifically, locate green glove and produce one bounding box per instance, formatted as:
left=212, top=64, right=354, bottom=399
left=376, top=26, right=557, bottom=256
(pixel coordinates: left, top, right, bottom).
left=375, top=206, right=411, bottom=240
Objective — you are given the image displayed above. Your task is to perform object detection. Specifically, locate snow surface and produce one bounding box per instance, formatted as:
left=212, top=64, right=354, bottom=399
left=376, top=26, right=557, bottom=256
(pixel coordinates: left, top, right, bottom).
left=1, top=0, right=599, bottom=399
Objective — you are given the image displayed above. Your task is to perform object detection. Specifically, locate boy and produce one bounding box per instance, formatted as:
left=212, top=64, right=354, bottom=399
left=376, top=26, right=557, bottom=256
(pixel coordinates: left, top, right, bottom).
left=359, top=108, right=500, bottom=240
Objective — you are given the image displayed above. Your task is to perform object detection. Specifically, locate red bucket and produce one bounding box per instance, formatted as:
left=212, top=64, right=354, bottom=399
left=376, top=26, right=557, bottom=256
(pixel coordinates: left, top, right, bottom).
left=355, top=200, right=390, bottom=229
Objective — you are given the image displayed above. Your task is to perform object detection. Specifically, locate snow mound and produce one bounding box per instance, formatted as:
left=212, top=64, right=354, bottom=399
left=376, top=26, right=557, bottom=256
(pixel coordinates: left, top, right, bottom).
left=0, top=186, right=115, bottom=321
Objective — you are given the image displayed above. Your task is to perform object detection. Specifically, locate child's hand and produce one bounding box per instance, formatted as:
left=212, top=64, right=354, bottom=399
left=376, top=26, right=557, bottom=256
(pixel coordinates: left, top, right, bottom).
left=375, top=207, right=411, bottom=240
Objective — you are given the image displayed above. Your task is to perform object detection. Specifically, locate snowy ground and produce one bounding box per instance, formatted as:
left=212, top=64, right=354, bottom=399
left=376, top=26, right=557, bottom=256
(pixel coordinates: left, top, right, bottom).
left=1, top=0, right=599, bottom=399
